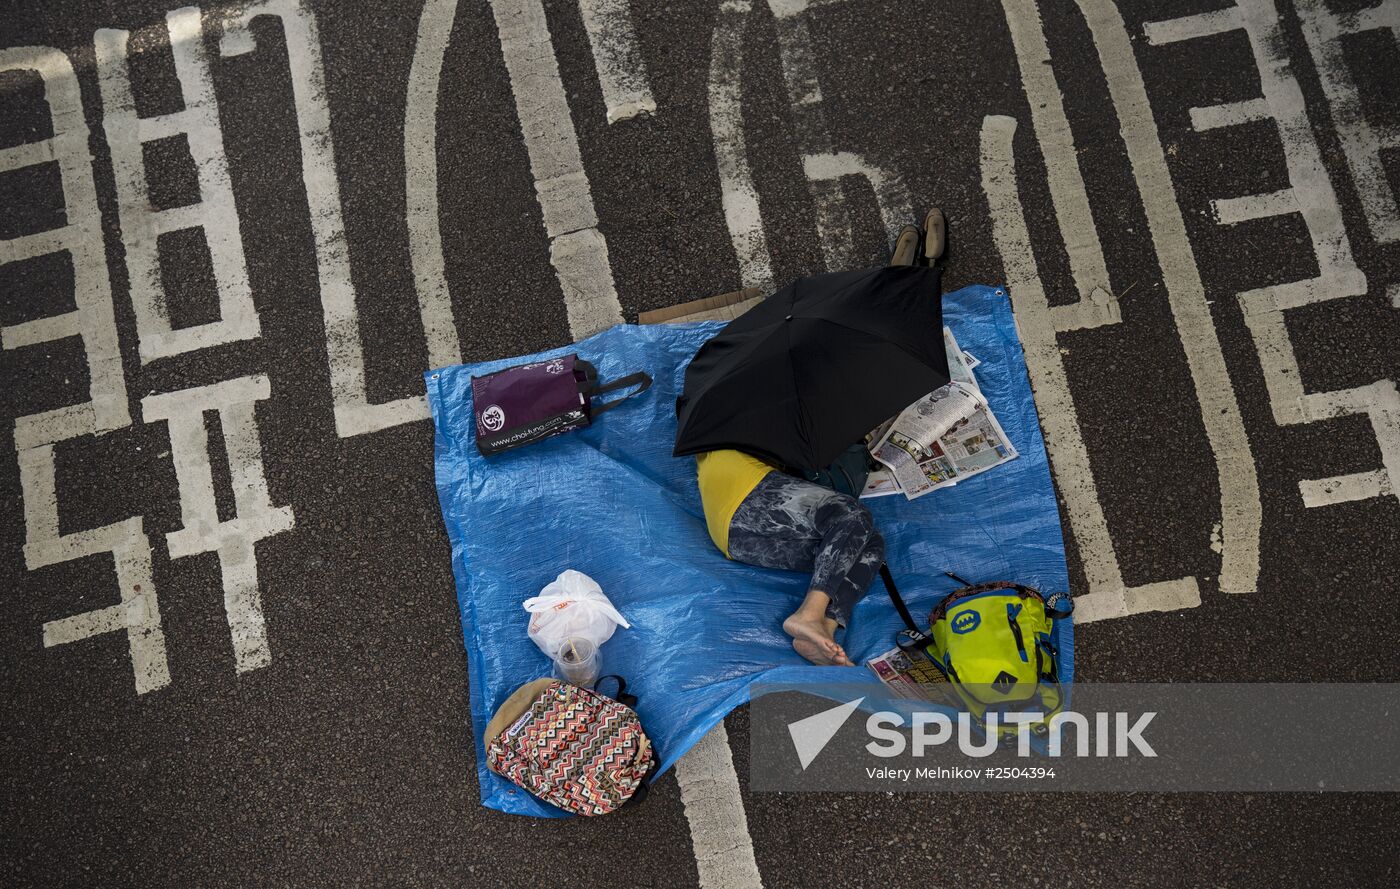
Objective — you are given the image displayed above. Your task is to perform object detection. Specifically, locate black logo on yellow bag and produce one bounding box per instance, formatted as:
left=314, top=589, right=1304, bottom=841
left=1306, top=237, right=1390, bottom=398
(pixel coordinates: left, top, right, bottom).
left=992, top=671, right=1017, bottom=695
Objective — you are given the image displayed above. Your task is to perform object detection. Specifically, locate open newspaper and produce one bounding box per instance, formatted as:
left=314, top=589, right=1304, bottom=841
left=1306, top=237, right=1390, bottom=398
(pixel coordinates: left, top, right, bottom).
left=867, top=645, right=949, bottom=702
left=860, top=328, right=1018, bottom=499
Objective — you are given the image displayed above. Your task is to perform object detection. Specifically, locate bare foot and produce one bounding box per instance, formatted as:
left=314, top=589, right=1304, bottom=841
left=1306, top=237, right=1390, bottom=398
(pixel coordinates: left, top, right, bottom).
left=783, top=612, right=853, bottom=666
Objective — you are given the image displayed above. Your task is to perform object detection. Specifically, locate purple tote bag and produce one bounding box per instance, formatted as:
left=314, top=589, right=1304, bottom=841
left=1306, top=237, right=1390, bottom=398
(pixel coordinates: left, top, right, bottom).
left=470, top=354, right=652, bottom=456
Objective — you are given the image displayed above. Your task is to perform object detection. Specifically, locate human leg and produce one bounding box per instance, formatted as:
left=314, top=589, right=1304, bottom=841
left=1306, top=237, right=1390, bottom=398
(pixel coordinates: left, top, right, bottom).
left=727, top=472, right=885, bottom=664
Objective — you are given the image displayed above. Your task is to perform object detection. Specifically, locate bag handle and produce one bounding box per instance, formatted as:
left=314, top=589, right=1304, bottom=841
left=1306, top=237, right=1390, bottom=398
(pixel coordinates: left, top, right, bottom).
left=588, top=371, right=653, bottom=416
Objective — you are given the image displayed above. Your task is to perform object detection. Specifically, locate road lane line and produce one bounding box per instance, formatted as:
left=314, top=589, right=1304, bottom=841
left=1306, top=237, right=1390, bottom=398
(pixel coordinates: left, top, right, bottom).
left=709, top=0, right=774, bottom=292
left=1075, top=0, right=1262, bottom=595
left=95, top=6, right=259, bottom=363
left=1000, top=0, right=1113, bottom=318
left=488, top=7, right=758, bottom=879
left=578, top=0, right=656, bottom=123
left=489, top=0, right=624, bottom=338
left=675, top=722, right=765, bottom=889
left=406, top=0, right=465, bottom=372
left=143, top=375, right=294, bottom=673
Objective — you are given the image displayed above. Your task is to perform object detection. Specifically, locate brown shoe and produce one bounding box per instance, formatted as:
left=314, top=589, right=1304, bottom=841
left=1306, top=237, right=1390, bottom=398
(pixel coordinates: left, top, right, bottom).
left=891, top=224, right=921, bottom=266
left=922, top=208, right=946, bottom=264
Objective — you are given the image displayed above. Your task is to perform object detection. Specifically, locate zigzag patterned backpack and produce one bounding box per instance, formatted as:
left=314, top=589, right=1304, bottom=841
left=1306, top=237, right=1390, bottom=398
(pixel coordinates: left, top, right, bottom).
left=484, top=676, right=654, bottom=816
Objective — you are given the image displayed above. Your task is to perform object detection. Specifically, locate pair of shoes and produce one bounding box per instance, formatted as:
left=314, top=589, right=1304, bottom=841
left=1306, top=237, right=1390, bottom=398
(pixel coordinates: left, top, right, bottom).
left=888, top=209, right=947, bottom=267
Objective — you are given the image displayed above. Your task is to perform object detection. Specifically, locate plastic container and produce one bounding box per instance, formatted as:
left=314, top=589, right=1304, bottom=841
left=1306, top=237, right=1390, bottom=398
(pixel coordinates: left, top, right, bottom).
left=552, top=637, right=599, bottom=687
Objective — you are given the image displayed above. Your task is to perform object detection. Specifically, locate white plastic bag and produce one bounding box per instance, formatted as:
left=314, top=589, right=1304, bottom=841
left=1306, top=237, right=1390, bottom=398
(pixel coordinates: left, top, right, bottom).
left=523, top=570, right=630, bottom=658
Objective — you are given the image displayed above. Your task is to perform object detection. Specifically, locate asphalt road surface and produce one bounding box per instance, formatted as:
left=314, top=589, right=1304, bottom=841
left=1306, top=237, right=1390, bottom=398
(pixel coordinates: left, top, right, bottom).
left=3, top=0, right=1399, bottom=886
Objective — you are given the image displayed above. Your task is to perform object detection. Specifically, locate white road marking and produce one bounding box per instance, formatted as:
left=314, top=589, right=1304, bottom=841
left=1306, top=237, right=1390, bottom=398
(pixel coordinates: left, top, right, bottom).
left=578, top=0, right=656, bottom=124
left=142, top=375, right=294, bottom=673
left=620, top=8, right=779, bottom=886
left=2, top=46, right=165, bottom=693
left=22, top=445, right=170, bottom=693
left=1151, top=0, right=1366, bottom=312
left=1211, top=188, right=1297, bottom=226
left=675, top=722, right=765, bottom=889
left=1000, top=0, right=1114, bottom=323
left=709, top=0, right=774, bottom=291
left=801, top=151, right=913, bottom=262
left=1189, top=97, right=1270, bottom=131
left=220, top=0, right=430, bottom=437
left=1299, top=468, right=1392, bottom=508
left=1144, top=0, right=1395, bottom=513
left=1075, top=0, right=1261, bottom=595
left=95, top=6, right=259, bottom=363
left=981, top=114, right=1202, bottom=624
left=1140, top=6, right=1241, bottom=44
left=768, top=0, right=910, bottom=270
left=1296, top=0, right=1400, bottom=249
left=988, top=0, right=1249, bottom=615
left=488, top=0, right=625, bottom=338
left=406, top=0, right=464, bottom=372
left=0, top=46, right=130, bottom=446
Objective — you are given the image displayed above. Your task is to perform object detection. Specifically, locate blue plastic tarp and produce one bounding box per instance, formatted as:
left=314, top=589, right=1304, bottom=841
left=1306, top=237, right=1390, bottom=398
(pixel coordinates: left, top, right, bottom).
left=427, top=284, right=1073, bottom=816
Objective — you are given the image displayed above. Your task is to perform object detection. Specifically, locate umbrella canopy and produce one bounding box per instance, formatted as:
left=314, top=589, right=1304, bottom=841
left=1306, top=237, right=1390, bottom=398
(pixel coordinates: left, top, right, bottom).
left=673, top=265, right=949, bottom=470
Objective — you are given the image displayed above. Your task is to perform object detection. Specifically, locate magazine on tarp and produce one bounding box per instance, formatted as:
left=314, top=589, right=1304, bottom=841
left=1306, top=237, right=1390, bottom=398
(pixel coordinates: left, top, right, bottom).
left=860, top=328, right=1018, bottom=499
left=867, top=645, right=950, bottom=702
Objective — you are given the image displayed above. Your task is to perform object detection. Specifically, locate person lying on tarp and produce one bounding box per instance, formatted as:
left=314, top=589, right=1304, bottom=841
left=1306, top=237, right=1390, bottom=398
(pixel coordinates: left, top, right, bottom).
left=696, top=449, right=883, bottom=666
left=676, top=214, right=951, bottom=667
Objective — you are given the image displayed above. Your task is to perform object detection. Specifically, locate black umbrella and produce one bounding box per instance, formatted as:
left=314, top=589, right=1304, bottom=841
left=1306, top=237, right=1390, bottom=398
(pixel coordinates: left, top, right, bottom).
left=673, top=265, right=949, bottom=470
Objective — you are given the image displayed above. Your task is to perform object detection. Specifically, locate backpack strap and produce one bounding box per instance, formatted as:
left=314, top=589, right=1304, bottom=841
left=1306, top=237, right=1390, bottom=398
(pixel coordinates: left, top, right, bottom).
left=879, top=564, right=922, bottom=635
left=880, top=565, right=938, bottom=654
left=594, top=673, right=638, bottom=708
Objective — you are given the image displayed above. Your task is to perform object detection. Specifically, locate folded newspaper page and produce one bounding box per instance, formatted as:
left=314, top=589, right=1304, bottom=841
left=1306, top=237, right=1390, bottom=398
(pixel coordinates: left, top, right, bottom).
left=864, top=327, right=1019, bottom=499
left=860, top=468, right=901, bottom=498
left=944, top=326, right=978, bottom=389
left=867, top=645, right=949, bottom=702
left=860, top=327, right=1018, bottom=499
left=869, top=382, right=1019, bottom=500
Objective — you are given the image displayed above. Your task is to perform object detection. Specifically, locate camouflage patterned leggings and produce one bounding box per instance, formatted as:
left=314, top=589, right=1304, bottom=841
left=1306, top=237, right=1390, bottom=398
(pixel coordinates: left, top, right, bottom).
left=727, top=471, right=885, bottom=627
